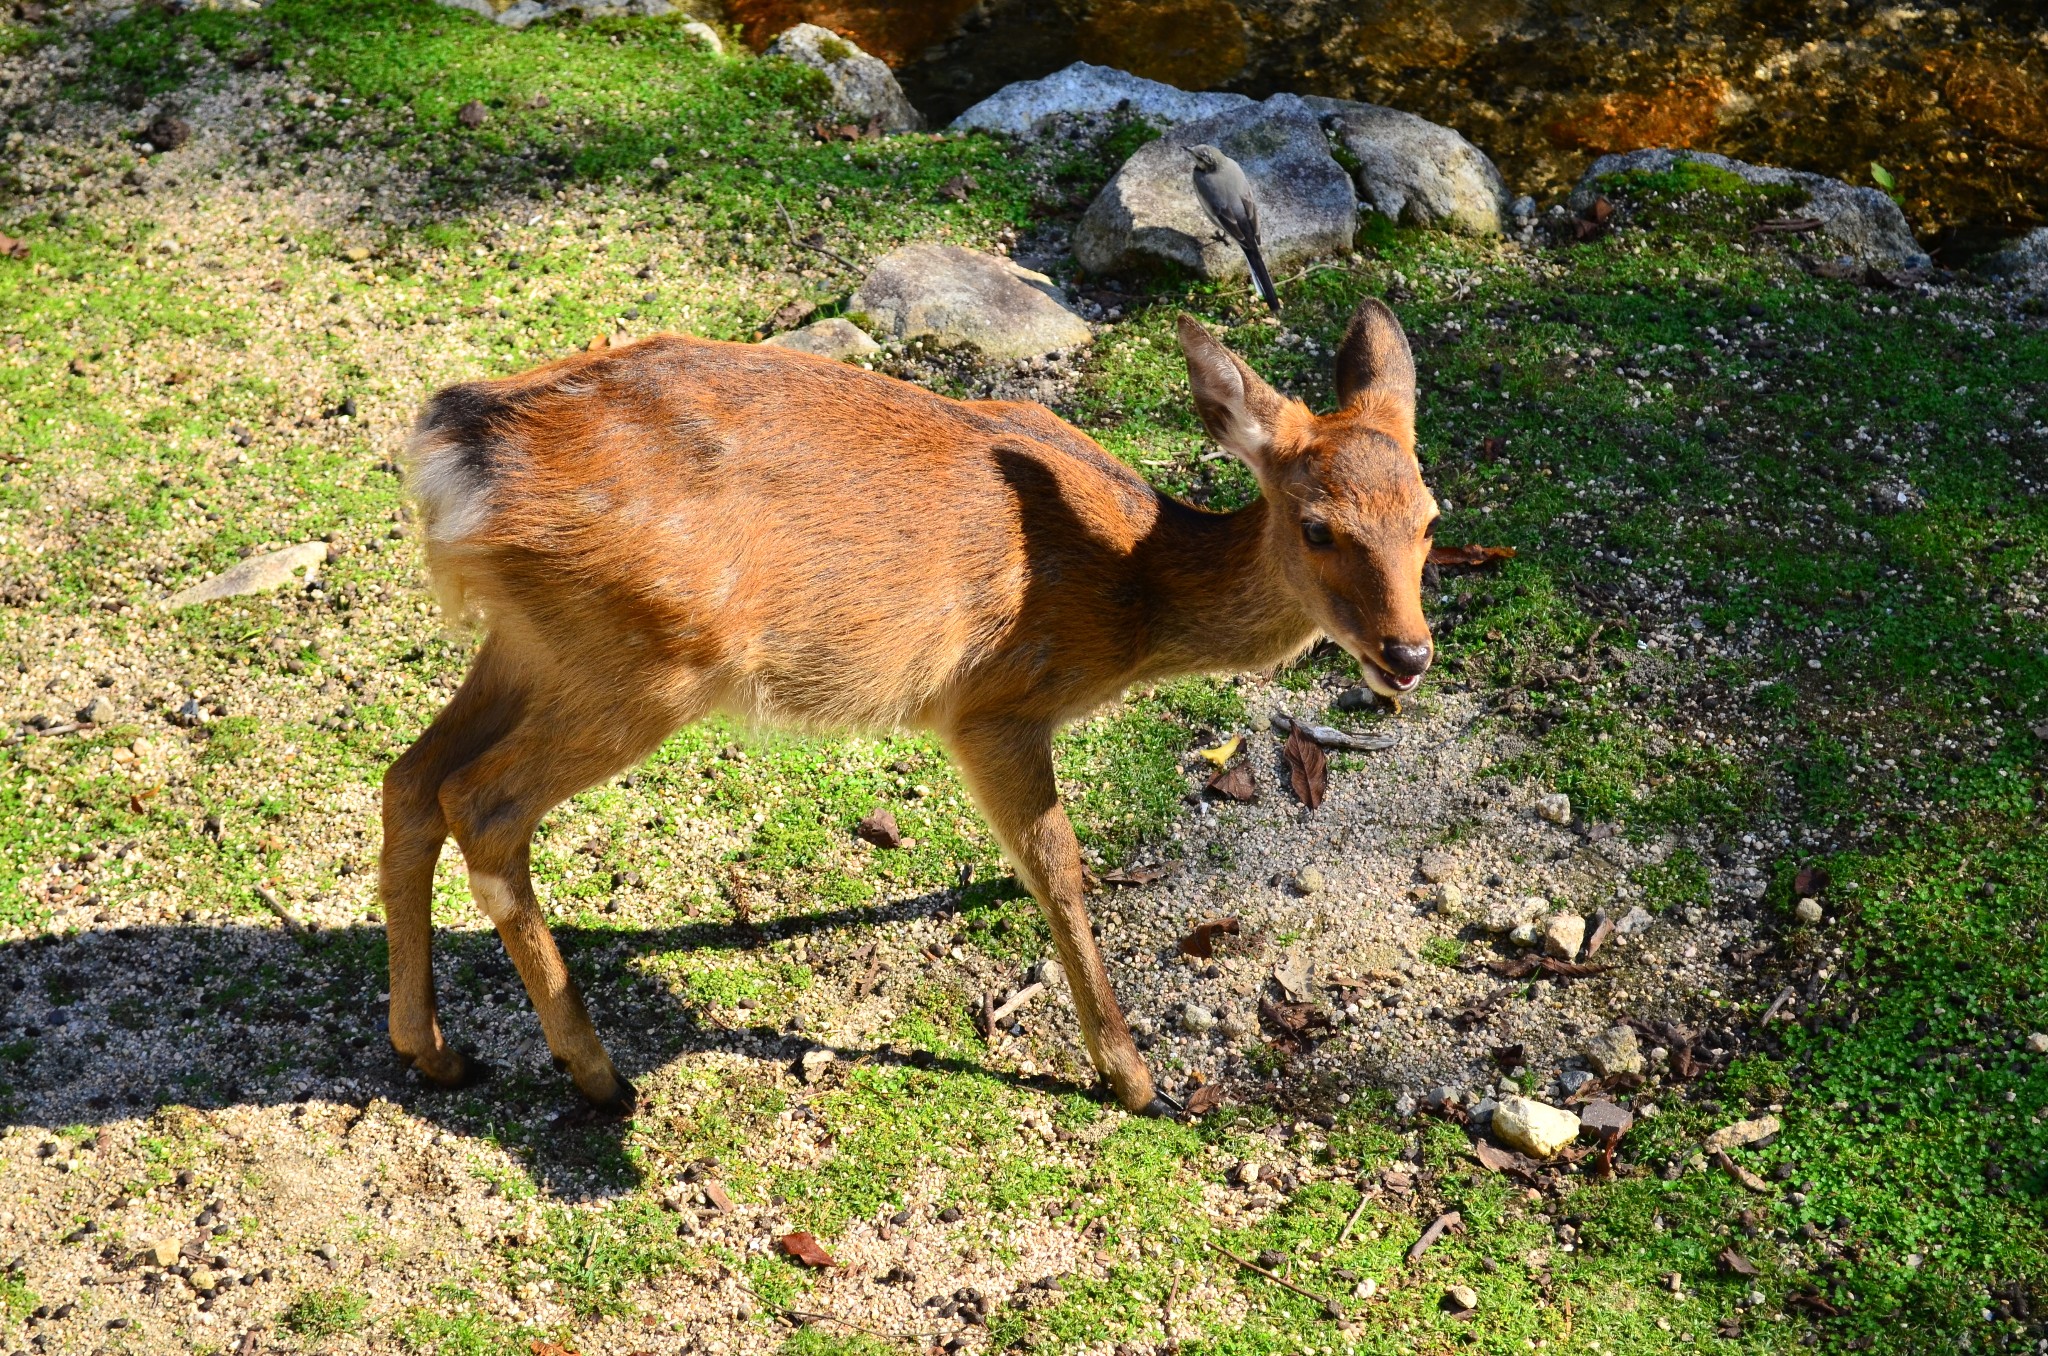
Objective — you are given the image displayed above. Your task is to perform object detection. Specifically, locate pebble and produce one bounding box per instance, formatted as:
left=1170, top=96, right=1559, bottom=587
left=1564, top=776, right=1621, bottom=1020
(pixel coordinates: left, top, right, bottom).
left=1583, top=1024, right=1645, bottom=1077
left=1444, top=1284, right=1479, bottom=1311
left=2027, top=1033, right=2048, bottom=1055
left=1615, top=905, right=1656, bottom=936
left=1508, top=921, right=1540, bottom=948
left=1794, top=898, right=1823, bottom=925
left=1468, top=1097, right=1498, bottom=1127
left=1541, top=913, right=1586, bottom=960
left=1434, top=882, right=1464, bottom=914
left=1218, top=1012, right=1250, bottom=1041
left=1491, top=1096, right=1580, bottom=1158
left=1558, top=1069, right=1595, bottom=1096
left=1235, top=1161, right=1261, bottom=1185
left=314, top=1244, right=338, bottom=1261
left=1418, top=849, right=1458, bottom=883
left=1295, top=865, right=1325, bottom=895
left=1353, top=1278, right=1377, bottom=1299
left=1535, top=792, right=1572, bottom=824
left=76, top=695, right=115, bottom=724
left=1181, top=1004, right=1217, bottom=1035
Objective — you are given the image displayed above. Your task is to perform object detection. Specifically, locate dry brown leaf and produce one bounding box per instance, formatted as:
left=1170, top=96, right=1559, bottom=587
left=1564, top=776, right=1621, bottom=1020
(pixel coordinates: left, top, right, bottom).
left=1102, top=862, right=1176, bottom=886
left=1282, top=727, right=1326, bottom=809
left=1205, top=764, right=1257, bottom=802
left=779, top=1232, right=835, bottom=1267
left=1718, top=1247, right=1760, bottom=1277
left=530, top=1342, right=580, bottom=1356
left=1428, top=543, right=1517, bottom=568
left=855, top=808, right=902, bottom=849
left=702, top=1180, right=734, bottom=1212
left=1793, top=864, right=1830, bottom=897
left=0, top=233, right=29, bottom=261
left=1179, top=916, right=1241, bottom=959
left=1185, top=1082, right=1227, bottom=1116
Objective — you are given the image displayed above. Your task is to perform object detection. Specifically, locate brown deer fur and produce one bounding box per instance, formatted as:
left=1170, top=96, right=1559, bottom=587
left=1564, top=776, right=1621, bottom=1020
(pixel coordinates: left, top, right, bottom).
left=381, top=299, right=1435, bottom=1115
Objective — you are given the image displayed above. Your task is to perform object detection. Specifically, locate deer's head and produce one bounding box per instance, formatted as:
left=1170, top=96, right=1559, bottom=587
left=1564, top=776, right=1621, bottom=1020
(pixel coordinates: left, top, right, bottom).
left=1179, top=300, right=1436, bottom=699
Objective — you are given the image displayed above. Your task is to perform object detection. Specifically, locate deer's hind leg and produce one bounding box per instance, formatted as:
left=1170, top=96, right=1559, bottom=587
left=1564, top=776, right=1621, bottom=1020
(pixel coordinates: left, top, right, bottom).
left=435, top=687, right=702, bottom=1109
left=383, top=637, right=529, bottom=1088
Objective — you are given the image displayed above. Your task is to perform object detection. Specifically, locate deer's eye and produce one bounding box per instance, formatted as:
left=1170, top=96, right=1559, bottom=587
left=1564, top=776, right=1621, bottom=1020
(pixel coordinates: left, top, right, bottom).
left=1302, top=520, right=1334, bottom=548
left=1424, top=516, right=1440, bottom=539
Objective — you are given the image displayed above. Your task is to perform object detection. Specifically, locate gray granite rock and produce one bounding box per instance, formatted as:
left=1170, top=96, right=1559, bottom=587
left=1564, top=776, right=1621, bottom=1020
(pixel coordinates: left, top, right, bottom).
left=1569, top=148, right=1927, bottom=268
left=951, top=62, right=1251, bottom=138
left=1583, top=1024, right=1644, bottom=1078
left=1074, top=94, right=1356, bottom=282
left=760, top=317, right=880, bottom=362
left=1304, top=97, right=1510, bottom=234
left=1984, top=227, right=2048, bottom=280
left=768, top=24, right=922, bottom=133
left=849, top=245, right=1093, bottom=361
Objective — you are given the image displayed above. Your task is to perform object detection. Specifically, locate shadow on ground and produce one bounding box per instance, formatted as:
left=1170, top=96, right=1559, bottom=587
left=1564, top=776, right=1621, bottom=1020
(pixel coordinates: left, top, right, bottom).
left=0, top=894, right=1093, bottom=1196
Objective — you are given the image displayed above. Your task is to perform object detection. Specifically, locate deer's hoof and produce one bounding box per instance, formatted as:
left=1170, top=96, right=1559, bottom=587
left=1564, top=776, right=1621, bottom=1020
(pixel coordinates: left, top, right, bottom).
left=403, top=1045, right=488, bottom=1090
left=554, top=1076, right=637, bottom=1130
left=1142, top=1093, right=1186, bottom=1120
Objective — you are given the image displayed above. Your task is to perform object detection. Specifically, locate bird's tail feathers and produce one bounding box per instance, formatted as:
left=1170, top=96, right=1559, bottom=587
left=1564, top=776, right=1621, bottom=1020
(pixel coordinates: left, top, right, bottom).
left=1243, top=241, right=1281, bottom=312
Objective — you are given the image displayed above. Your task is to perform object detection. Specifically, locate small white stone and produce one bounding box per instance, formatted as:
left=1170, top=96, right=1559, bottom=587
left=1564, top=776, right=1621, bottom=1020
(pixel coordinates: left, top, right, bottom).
left=1536, top=792, right=1572, bottom=824
left=1353, top=1278, right=1377, bottom=1299
left=1235, top=1161, right=1261, bottom=1185
left=1541, top=913, right=1586, bottom=960
left=1181, top=1004, right=1217, bottom=1035
left=1491, top=1095, right=1581, bottom=1158
left=1794, top=897, right=1823, bottom=925
left=1444, top=1284, right=1479, bottom=1311
left=1295, top=865, right=1326, bottom=895
left=2028, top=1032, right=2048, bottom=1055
left=1435, top=882, right=1465, bottom=914
left=1509, top=920, right=1540, bottom=947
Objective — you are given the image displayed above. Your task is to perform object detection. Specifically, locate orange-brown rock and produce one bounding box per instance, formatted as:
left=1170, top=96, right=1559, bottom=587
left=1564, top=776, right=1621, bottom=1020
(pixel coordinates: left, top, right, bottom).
left=1543, top=76, right=1731, bottom=156
left=1934, top=51, right=2048, bottom=152
left=727, top=0, right=980, bottom=67
left=1074, top=0, right=1248, bottom=92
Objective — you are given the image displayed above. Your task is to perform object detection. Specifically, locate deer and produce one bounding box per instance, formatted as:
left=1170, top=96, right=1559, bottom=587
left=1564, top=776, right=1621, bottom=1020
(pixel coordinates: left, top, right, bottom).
left=380, top=298, right=1437, bottom=1117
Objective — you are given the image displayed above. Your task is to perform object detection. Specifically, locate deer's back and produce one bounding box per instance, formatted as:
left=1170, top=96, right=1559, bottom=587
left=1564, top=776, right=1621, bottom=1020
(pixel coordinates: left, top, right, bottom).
left=406, top=334, right=1173, bottom=731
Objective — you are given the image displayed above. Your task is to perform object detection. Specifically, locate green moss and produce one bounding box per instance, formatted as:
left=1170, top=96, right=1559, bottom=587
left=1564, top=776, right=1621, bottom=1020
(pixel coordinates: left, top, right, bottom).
left=279, top=1285, right=369, bottom=1340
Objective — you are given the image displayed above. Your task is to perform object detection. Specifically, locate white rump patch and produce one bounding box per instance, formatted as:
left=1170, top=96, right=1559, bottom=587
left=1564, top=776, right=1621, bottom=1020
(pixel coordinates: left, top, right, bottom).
left=405, top=427, right=493, bottom=547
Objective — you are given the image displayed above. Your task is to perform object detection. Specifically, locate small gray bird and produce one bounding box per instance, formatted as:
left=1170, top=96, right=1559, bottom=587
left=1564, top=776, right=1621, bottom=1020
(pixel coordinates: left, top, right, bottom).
left=1190, top=143, right=1279, bottom=312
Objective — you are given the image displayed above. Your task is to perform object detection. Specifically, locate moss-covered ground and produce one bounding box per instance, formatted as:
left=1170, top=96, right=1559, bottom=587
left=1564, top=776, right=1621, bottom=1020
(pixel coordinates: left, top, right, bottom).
left=1, top=4, right=2044, bottom=1354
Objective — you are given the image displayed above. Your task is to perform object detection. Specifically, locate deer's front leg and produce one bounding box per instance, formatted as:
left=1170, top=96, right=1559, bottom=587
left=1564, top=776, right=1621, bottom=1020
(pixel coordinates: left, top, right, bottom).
left=947, top=720, right=1159, bottom=1114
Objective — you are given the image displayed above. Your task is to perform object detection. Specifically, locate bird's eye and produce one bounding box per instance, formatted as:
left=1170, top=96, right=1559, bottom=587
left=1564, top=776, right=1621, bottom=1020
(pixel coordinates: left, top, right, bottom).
left=1302, top=520, right=1334, bottom=548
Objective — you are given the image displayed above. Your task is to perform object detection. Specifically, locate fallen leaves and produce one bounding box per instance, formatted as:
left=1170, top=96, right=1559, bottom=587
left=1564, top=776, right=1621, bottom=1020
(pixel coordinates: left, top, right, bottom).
left=779, top=1232, right=835, bottom=1267
left=1794, top=863, right=1830, bottom=897
left=1184, top=1081, right=1227, bottom=1116
left=1573, top=194, right=1613, bottom=241
left=1101, top=862, right=1176, bottom=886
left=0, top=233, right=29, bottom=261
left=1581, top=910, right=1615, bottom=959
left=1282, top=727, right=1327, bottom=808
left=1205, top=763, right=1257, bottom=802
left=854, top=808, right=902, bottom=849
left=702, top=1180, right=735, bottom=1213
left=1178, top=916, right=1241, bottom=959
left=1717, top=1247, right=1760, bottom=1277
left=1713, top=1148, right=1773, bottom=1193
left=530, top=1341, right=581, bottom=1356
left=1486, top=955, right=1613, bottom=981
left=456, top=99, right=489, bottom=129
left=1428, top=543, right=1517, bottom=568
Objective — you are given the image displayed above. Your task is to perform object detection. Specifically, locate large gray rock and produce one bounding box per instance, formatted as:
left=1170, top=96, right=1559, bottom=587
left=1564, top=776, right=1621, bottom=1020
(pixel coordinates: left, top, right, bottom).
left=1569, top=149, right=1928, bottom=269
left=760, top=317, right=880, bottom=362
left=1075, top=94, right=1356, bottom=282
left=951, top=62, right=1251, bottom=138
left=849, top=245, right=1093, bottom=362
left=768, top=24, right=923, bottom=134
left=164, top=542, right=327, bottom=608
left=1984, top=227, right=2048, bottom=280
left=1304, top=97, right=1510, bottom=235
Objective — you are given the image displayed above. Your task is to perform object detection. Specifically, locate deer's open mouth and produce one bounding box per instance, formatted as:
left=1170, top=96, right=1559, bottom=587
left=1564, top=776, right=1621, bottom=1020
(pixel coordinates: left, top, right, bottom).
left=1357, top=660, right=1424, bottom=699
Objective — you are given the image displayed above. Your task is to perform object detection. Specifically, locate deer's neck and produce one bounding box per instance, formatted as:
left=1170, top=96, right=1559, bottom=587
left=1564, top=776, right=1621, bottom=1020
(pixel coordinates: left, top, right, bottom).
left=1138, top=495, right=1319, bottom=678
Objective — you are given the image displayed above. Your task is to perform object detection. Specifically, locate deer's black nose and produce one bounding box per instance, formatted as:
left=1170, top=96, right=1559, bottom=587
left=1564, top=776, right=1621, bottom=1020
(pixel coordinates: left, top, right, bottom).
left=1381, top=640, right=1433, bottom=677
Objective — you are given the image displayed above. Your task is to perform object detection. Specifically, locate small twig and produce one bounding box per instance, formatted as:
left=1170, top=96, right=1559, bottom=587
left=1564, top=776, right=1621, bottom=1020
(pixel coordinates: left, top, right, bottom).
left=781, top=1306, right=926, bottom=1342
left=1206, top=1240, right=1332, bottom=1307
left=1335, top=1184, right=1377, bottom=1246
left=1759, top=985, right=1797, bottom=1026
left=1407, top=1210, right=1463, bottom=1265
left=988, top=981, right=1044, bottom=1028
left=776, top=200, right=860, bottom=272
left=254, top=884, right=306, bottom=936
left=853, top=944, right=883, bottom=1000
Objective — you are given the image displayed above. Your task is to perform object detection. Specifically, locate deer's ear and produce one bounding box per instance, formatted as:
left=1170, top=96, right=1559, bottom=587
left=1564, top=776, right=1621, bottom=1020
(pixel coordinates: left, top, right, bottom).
left=1177, top=314, right=1289, bottom=477
left=1334, top=297, right=1416, bottom=445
